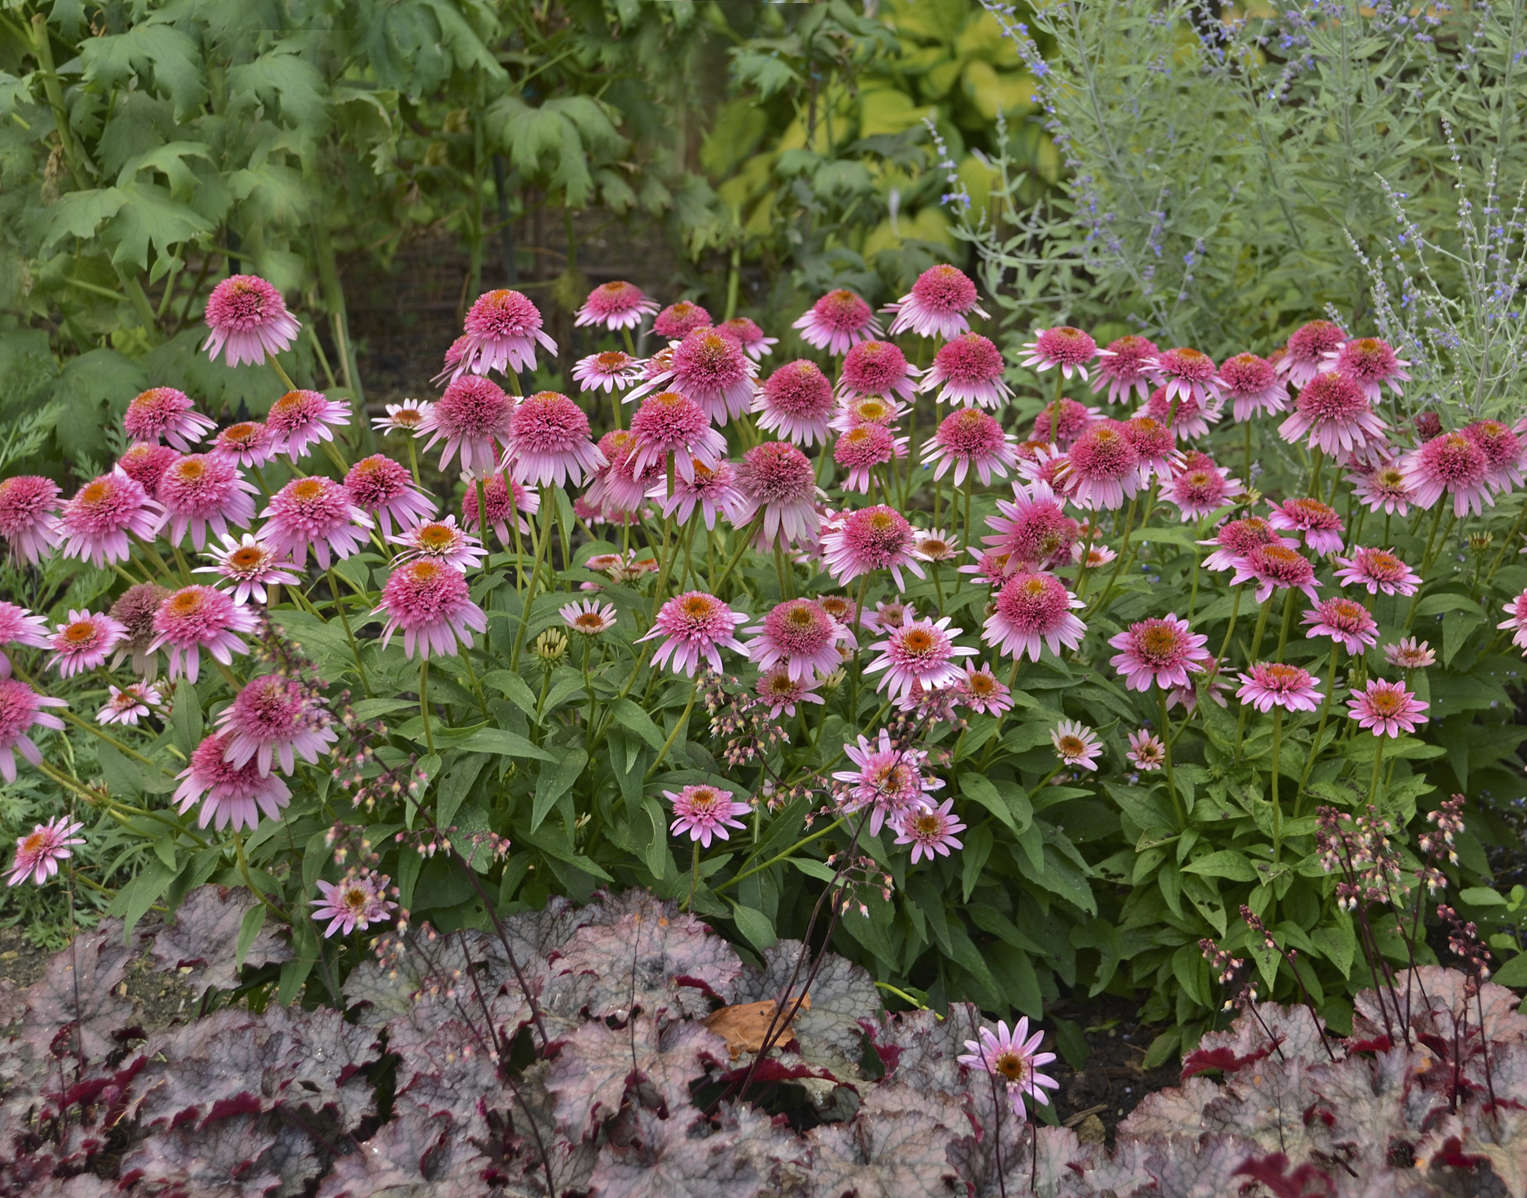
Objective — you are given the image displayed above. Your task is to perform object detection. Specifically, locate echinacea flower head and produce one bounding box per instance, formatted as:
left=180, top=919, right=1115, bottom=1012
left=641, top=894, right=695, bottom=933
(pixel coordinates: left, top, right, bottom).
left=560, top=599, right=617, bottom=636
left=214, top=673, right=337, bottom=775
left=461, top=472, right=537, bottom=545
left=1142, top=384, right=1219, bottom=441
left=150, top=586, right=259, bottom=682
left=1324, top=337, right=1409, bottom=400
left=203, top=274, right=301, bottom=367
left=0, top=475, right=62, bottom=566
left=1127, top=728, right=1166, bottom=771
left=585, top=430, right=662, bottom=517
left=49, top=609, right=125, bottom=677
left=1333, top=546, right=1421, bottom=596
left=1464, top=419, right=1527, bottom=494
left=156, top=453, right=257, bottom=549
left=1092, top=334, right=1159, bottom=405
left=831, top=729, right=944, bottom=835
left=652, top=300, right=713, bottom=340
left=1166, top=462, right=1240, bottom=521
left=832, top=423, right=907, bottom=493
left=1279, top=373, right=1388, bottom=460
left=653, top=458, right=744, bottom=530
left=913, top=527, right=959, bottom=562
left=886, top=264, right=987, bottom=339
left=312, top=870, right=396, bottom=938
left=1350, top=458, right=1416, bottom=516
left=1268, top=497, right=1345, bottom=555
left=1400, top=432, right=1494, bottom=517
left=1021, top=325, right=1097, bottom=380
left=390, top=515, right=486, bottom=571
left=1384, top=637, right=1436, bottom=669
left=60, top=470, right=163, bottom=567
left=794, top=288, right=881, bottom=354
left=628, top=391, right=726, bottom=482
left=261, top=476, right=373, bottom=570
left=452, top=288, right=557, bottom=379
left=733, top=441, right=823, bottom=549
left=1277, top=319, right=1347, bottom=388
left=755, top=666, right=825, bottom=718
left=838, top=340, right=920, bottom=403
left=665, top=784, right=751, bottom=848
left=638, top=591, right=747, bottom=677
left=123, top=387, right=217, bottom=450
left=983, top=571, right=1086, bottom=662
left=821, top=505, right=924, bottom=589
left=1499, top=589, right=1527, bottom=651
left=656, top=326, right=757, bottom=424
left=1122, top=415, right=1182, bottom=480
left=755, top=360, right=837, bottom=446
left=1051, top=719, right=1103, bottom=770
left=266, top=390, right=350, bottom=461
left=1109, top=614, right=1211, bottom=692
left=1058, top=420, right=1143, bottom=511
left=375, top=560, right=487, bottom=660
left=924, top=408, right=1018, bottom=486
left=574, top=280, right=659, bottom=330
left=865, top=614, right=976, bottom=702
left=746, top=598, right=853, bottom=683
left=1229, top=542, right=1321, bottom=604
left=193, top=532, right=299, bottom=605
left=1235, top=661, right=1323, bottom=713
left=1347, top=679, right=1428, bottom=737
left=572, top=350, right=645, bottom=394
left=1200, top=516, right=1292, bottom=573
left=373, top=399, right=434, bottom=436
left=957, top=663, right=1013, bottom=715
left=116, top=442, right=181, bottom=494
left=7, top=817, right=84, bottom=887
left=209, top=420, right=276, bottom=467
left=343, top=454, right=434, bottom=537
left=1302, top=596, right=1379, bottom=654
left=983, top=483, right=1080, bottom=573
left=98, top=681, right=162, bottom=726
left=957, top=1018, right=1060, bottom=1122
left=0, top=680, right=66, bottom=783
left=502, top=391, right=605, bottom=489
left=420, top=375, right=515, bottom=474
left=919, top=332, right=1013, bottom=410
left=1219, top=352, right=1288, bottom=422
left=893, top=798, right=966, bottom=864
left=716, top=316, right=777, bottom=360
left=0, top=603, right=50, bottom=678
left=174, top=730, right=292, bottom=831
left=108, top=584, right=168, bottom=676
left=829, top=395, right=905, bottom=435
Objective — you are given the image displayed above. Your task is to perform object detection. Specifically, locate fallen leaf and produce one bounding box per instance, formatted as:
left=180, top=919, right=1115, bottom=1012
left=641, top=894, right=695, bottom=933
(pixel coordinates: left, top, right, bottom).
left=702, top=993, right=812, bottom=1059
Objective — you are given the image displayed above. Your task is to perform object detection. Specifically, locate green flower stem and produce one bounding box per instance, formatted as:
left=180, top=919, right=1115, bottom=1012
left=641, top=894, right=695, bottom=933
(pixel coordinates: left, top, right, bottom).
left=510, top=491, right=556, bottom=671
left=1159, top=687, right=1186, bottom=828
left=418, top=660, right=435, bottom=756
left=1212, top=586, right=1244, bottom=667
left=875, top=980, right=939, bottom=1014
left=1086, top=492, right=1143, bottom=617
left=715, top=817, right=844, bottom=895
left=682, top=839, right=700, bottom=913
left=268, top=357, right=300, bottom=395
left=459, top=649, right=492, bottom=722
left=711, top=516, right=765, bottom=594
left=405, top=438, right=422, bottom=489
left=1291, top=644, right=1342, bottom=818
left=1483, top=504, right=1527, bottom=585
left=846, top=573, right=873, bottom=718
left=645, top=689, right=698, bottom=780
left=325, top=569, right=372, bottom=696
left=34, top=759, right=208, bottom=848
left=233, top=830, right=288, bottom=922
left=57, top=708, right=166, bottom=774
left=1405, top=508, right=1456, bottom=632
left=962, top=475, right=975, bottom=557
left=1273, top=586, right=1297, bottom=660
left=1269, top=707, right=1284, bottom=863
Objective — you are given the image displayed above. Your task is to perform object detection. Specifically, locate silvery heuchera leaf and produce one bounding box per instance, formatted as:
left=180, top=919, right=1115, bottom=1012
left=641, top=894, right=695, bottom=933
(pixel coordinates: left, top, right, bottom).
left=802, top=1082, right=963, bottom=1197
left=1182, top=1001, right=1330, bottom=1078
left=1136, top=1132, right=1283, bottom=1198
left=866, top=1003, right=981, bottom=1097
left=944, top=1073, right=1046, bottom=1197
left=315, top=1106, right=497, bottom=1198
left=1417, top=1105, right=1527, bottom=1198
left=382, top=981, right=531, bottom=1093
left=342, top=927, right=501, bottom=1026
left=588, top=1100, right=803, bottom=1198
left=118, top=1111, right=299, bottom=1197
left=1117, top=1075, right=1223, bottom=1139
left=146, top=884, right=292, bottom=992
left=1299, top=1050, right=1417, bottom=1178
left=1351, top=968, right=1527, bottom=1048
left=738, top=939, right=881, bottom=1071
left=18, top=925, right=136, bottom=1065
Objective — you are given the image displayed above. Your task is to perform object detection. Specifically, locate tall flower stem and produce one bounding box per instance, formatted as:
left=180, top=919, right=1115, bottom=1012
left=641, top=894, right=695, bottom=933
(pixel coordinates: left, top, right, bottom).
left=418, top=660, right=435, bottom=755
left=645, top=689, right=698, bottom=780
left=1367, top=736, right=1386, bottom=811
left=682, top=840, right=700, bottom=913
left=1159, top=688, right=1185, bottom=828
left=510, top=491, right=555, bottom=670
left=269, top=357, right=300, bottom=394
left=1291, top=644, right=1341, bottom=818
left=325, top=569, right=371, bottom=696
left=1269, top=707, right=1284, bottom=863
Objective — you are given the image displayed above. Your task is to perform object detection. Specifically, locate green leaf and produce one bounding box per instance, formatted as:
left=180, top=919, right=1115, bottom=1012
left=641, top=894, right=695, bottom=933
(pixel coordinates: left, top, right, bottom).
left=437, top=753, right=490, bottom=829
left=531, top=748, right=587, bottom=832
left=458, top=727, right=553, bottom=761
left=40, top=187, right=127, bottom=251
left=483, top=669, right=539, bottom=718
left=1183, top=849, right=1259, bottom=882
left=730, top=902, right=777, bottom=951
left=226, top=50, right=329, bottom=129
left=107, top=180, right=213, bottom=271
left=79, top=23, right=207, bottom=117
left=1458, top=886, right=1509, bottom=907
left=608, top=698, right=666, bottom=750
left=1489, top=950, right=1527, bottom=989
left=235, top=904, right=267, bottom=970
left=959, top=773, right=1030, bottom=832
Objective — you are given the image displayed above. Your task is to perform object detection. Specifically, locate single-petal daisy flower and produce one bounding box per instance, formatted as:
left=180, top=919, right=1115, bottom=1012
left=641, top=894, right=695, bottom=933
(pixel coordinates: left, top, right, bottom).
left=957, top=1018, right=1060, bottom=1122
left=1276, top=319, right=1347, bottom=388
left=0, top=680, right=67, bottom=784
left=832, top=729, right=944, bottom=835
left=312, top=870, right=396, bottom=938
left=746, top=598, right=854, bottom=683
left=886, top=264, right=988, bottom=339
left=375, top=560, right=487, bottom=659
left=7, top=817, right=84, bottom=887
left=919, top=332, right=1013, bottom=410
left=572, top=350, right=645, bottom=394
left=1091, top=334, right=1158, bottom=405
left=372, top=398, right=435, bottom=437
left=1021, top=325, right=1097, bottom=380
left=1057, top=420, right=1143, bottom=511
left=98, top=681, right=162, bottom=726
left=173, top=730, right=292, bottom=831
left=1349, top=457, right=1416, bottom=516
left=1279, top=373, right=1389, bottom=460
left=419, top=374, right=515, bottom=474
left=1051, top=719, right=1104, bottom=770
left=893, top=798, right=966, bottom=863
left=1126, top=728, right=1166, bottom=771
left=838, top=340, right=920, bottom=403
left=156, top=453, right=258, bottom=549
left=194, top=532, right=301, bottom=604
left=344, top=454, right=434, bottom=537
left=983, top=483, right=1079, bottom=573
left=1166, top=462, right=1241, bottom=521
left=149, top=586, right=259, bottom=682
left=924, top=408, right=1018, bottom=486
left=214, top=673, right=337, bottom=775
left=1399, top=431, right=1494, bottom=517
left=575, top=280, right=658, bottom=331
left=636, top=326, right=758, bottom=425
left=123, top=387, right=216, bottom=450
left=1229, top=542, right=1321, bottom=604
left=60, top=470, right=164, bottom=567
left=665, top=784, right=751, bottom=848
left=1384, top=637, right=1436, bottom=669
left=1235, top=662, right=1323, bottom=713
left=1464, top=419, right=1527, bottom=495
left=1333, top=546, right=1421, bottom=596
left=1499, top=589, right=1527, bottom=651
left=653, top=458, right=744, bottom=530
left=266, top=390, right=350, bottom=461
left=794, top=288, right=881, bottom=354
left=1142, top=384, right=1219, bottom=441
left=0, top=603, right=50, bottom=678
left=755, top=666, right=825, bottom=718
left=461, top=472, right=537, bottom=545
left=450, top=288, right=557, bottom=381
left=560, top=599, right=617, bottom=636
left=832, top=424, right=907, bottom=493
left=983, top=572, right=1086, bottom=662
left=1302, top=596, right=1379, bottom=654
left=1347, top=679, right=1428, bottom=737
left=638, top=592, right=747, bottom=677
left=1199, top=516, right=1293, bottom=573
left=733, top=441, right=824, bottom=549
left=828, top=394, right=906, bottom=435
left=1323, top=337, right=1409, bottom=401
left=261, top=476, right=373, bottom=570
left=1030, top=397, right=1097, bottom=447
left=1108, top=614, right=1211, bottom=692
left=49, top=609, right=126, bottom=677
left=652, top=300, right=713, bottom=340
left=116, top=442, right=181, bottom=495
left=0, top=475, right=62, bottom=566
left=203, top=274, right=301, bottom=367
left=754, top=360, right=837, bottom=446
left=821, top=505, right=924, bottom=589
left=390, top=515, right=487, bottom=571
left=956, top=663, right=1013, bottom=716
left=717, top=316, right=777, bottom=360
left=1219, top=352, right=1288, bottom=422
left=866, top=614, right=976, bottom=702
left=208, top=420, right=277, bottom=467
left=628, top=391, right=726, bottom=482
left=913, top=527, right=960, bottom=563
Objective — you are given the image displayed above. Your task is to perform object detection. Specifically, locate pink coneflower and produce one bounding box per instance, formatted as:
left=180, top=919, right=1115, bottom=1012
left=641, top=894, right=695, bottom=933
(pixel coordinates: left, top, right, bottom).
left=1148, top=346, right=1222, bottom=410
left=1021, top=326, right=1097, bottom=380
left=1236, top=662, right=1323, bottom=713
left=1347, top=679, right=1428, bottom=737
left=452, top=288, right=557, bottom=380
left=833, top=424, right=907, bottom=493
left=1464, top=419, right=1527, bottom=495
left=863, top=600, right=914, bottom=637
left=828, top=395, right=905, bottom=435
left=746, top=598, right=853, bottom=683
left=419, top=374, right=515, bottom=473
left=924, top=408, right=1018, bottom=486
left=912, top=528, right=959, bottom=563
left=893, top=798, right=966, bottom=863
left=1166, top=463, right=1241, bottom=520
left=585, top=430, right=662, bottom=517
left=866, top=614, right=976, bottom=703
left=1400, top=431, right=1494, bottom=517
left=1142, top=384, right=1218, bottom=441
left=124, top=387, right=217, bottom=450
left=462, top=472, right=537, bottom=545
left=98, top=682, right=162, bottom=726
left=208, top=421, right=276, bottom=467
left=832, top=729, right=943, bottom=835
left=48, top=610, right=125, bottom=677
left=1302, top=596, right=1379, bottom=654
left=665, top=784, right=751, bottom=848
left=149, top=586, right=258, bottom=682
left=1051, top=719, right=1104, bottom=771
left=628, top=391, right=726, bottom=482
left=214, top=674, right=336, bottom=775
left=1384, top=637, right=1436, bottom=669
left=0, top=475, right=62, bottom=565
left=1092, top=334, right=1158, bottom=405
left=1127, top=728, right=1165, bottom=771
left=261, top=476, right=373, bottom=569
left=1219, top=352, right=1288, bottom=422
left=203, top=275, right=301, bottom=367
left=1349, top=458, right=1416, bottom=516
left=756, top=667, right=824, bottom=719
left=958, top=1017, right=1060, bottom=1122
left=755, top=360, right=837, bottom=446
left=0, top=680, right=66, bottom=784
left=983, top=571, right=1086, bottom=661
left=1267, top=497, right=1345, bottom=556
left=717, top=316, right=777, bottom=360
left=60, top=470, right=163, bottom=567
left=887, top=264, right=987, bottom=339
left=372, top=399, right=434, bottom=437
left=0, top=603, right=49, bottom=678
left=1122, top=416, right=1182, bottom=481
left=1277, top=319, right=1348, bottom=387
left=838, top=340, right=920, bottom=403
left=1057, top=420, right=1142, bottom=511
left=821, top=595, right=855, bottom=627
left=653, top=300, right=713, bottom=340
left=919, top=332, right=1013, bottom=410
left=503, top=391, right=605, bottom=489
left=266, top=390, right=350, bottom=461
left=560, top=599, right=617, bottom=636
left=821, top=505, right=924, bottom=589
left=640, top=327, right=757, bottom=425
left=116, top=442, right=181, bottom=495
left=343, top=454, right=434, bottom=537
left=1230, top=542, right=1321, bottom=604
left=156, top=453, right=257, bottom=549
left=638, top=591, right=747, bottom=677
left=1333, top=546, right=1421, bottom=596
left=1108, top=614, right=1211, bottom=692
left=956, top=663, right=1012, bottom=716
left=733, top=441, right=823, bottom=548
left=794, top=288, right=881, bottom=354
left=1498, top=589, right=1527, bottom=651
left=575, top=280, right=658, bottom=330
left=1279, top=373, right=1388, bottom=460
left=312, top=870, right=396, bottom=938
left=390, top=516, right=487, bottom=571
left=174, top=730, right=292, bottom=831
left=654, top=458, right=744, bottom=530
left=7, top=817, right=84, bottom=887
left=572, top=350, right=645, bottom=394
left=375, top=560, right=486, bottom=659
left=193, top=532, right=300, bottom=604
left=1030, top=397, right=1096, bottom=447
left=108, top=584, right=168, bottom=676
left=1200, top=516, right=1292, bottom=573
left=1323, top=337, right=1409, bottom=400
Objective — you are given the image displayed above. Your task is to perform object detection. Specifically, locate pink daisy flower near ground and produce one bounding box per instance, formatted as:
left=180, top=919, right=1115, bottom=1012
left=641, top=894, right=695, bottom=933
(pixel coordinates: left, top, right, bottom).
left=1384, top=637, right=1436, bottom=669
left=865, top=614, right=976, bottom=702
left=1268, top=497, right=1345, bottom=555
left=312, top=870, right=396, bottom=938
left=575, top=280, right=659, bottom=331
left=1057, top=420, right=1143, bottom=511
left=1279, top=372, right=1389, bottom=460
left=1349, top=457, right=1416, bottom=516
left=794, top=288, right=881, bottom=354
left=1302, top=596, right=1379, bottom=654
left=117, top=443, right=180, bottom=495
left=716, top=316, right=777, bottom=360
left=1148, top=347, right=1222, bottom=409
left=637, top=327, right=758, bottom=425
left=373, top=399, right=434, bottom=437
left=502, top=391, right=605, bottom=489
left=0, top=679, right=66, bottom=783
left=462, top=472, right=537, bottom=545
left=449, top=288, right=557, bottom=381
left=1333, top=546, right=1421, bottom=596
left=1399, top=431, right=1494, bottom=516
left=7, top=817, right=84, bottom=888
left=0, top=603, right=50, bottom=678
left=821, top=505, right=924, bottom=589
left=1030, top=398, right=1097, bottom=447
left=638, top=592, right=747, bottom=677
left=756, top=667, right=825, bottom=719
left=1347, top=679, right=1428, bottom=737
left=1499, top=589, right=1527, bottom=651
left=733, top=441, right=823, bottom=549
left=653, top=300, right=713, bottom=340
left=344, top=454, right=434, bottom=537
left=572, top=350, right=645, bottom=394
left=98, top=681, right=162, bottom=726
left=1235, top=662, right=1323, bottom=713
left=628, top=391, right=726, bottom=482
left=957, top=1017, right=1060, bottom=1122
left=49, top=610, right=125, bottom=677
left=214, top=674, right=337, bottom=775
left=149, top=586, right=259, bottom=682
left=665, top=784, right=751, bottom=848
left=174, top=730, right=292, bottom=831
left=1051, top=719, right=1103, bottom=771
left=203, top=275, right=301, bottom=367
left=261, top=477, right=373, bottom=570
left=893, top=798, right=966, bottom=863
left=1092, top=334, right=1158, bottom=405
left=886, top=264, right=988, bottom=339
left=924, top=408, right=1018, bottom=486
left=1109, top=614, right=1211, bottom=692
left=420, top=375, right=516, bottom=474
left=957, top=663, right=1013, bottom=715
left=208, top=420, right=276, bottom=467
left=1166, top=462, right=1241, bottom=521
left=0, top=475, right=62, bottom=566
left=1230, top=542, right=1321, bottom=604
left=560, top=599, right=618, bottom=636
left=832, top=729, right=944, bottom=835
left=1127, top=728, right=1166, bottom=771
left=194, top=532, right=301, bottom=605
left=982, top=572, right=1086, bottom=662
left=123, top=387, right=217, bottom=451
left=266, top=390, right=350, bottom=461
left=1323, top=337, right=1410, bottom=401
left=60, top=470, right=164, bottom=567
left=1142, top=384, right=1219, bottom=441
left=838, top=340, right=921, bottom=403
left=1276, top=319, right=1348, bottom=388
left=832, top=424, right=907, bottom=493
left=1465, top=418, right=1527, bottom=495
left=1200, top=516, right=1293, bottom=573
left=156, top=453, right=257, bottom=549
left=829, top=395, right=905, bottom=436
left=754, top=360, right=837, bottom=446
left=390, top=516, right=487, bottom=572
left=1021, top=326, right=1097, bottom=380
left=1219, top=352, right=1288, bottom=422
left=653, top=458, right=745, bottom=530
left=375, top=560, right=487, bottom=659
left=919, top=332, right=1013, bottom=410
left=746, top=599, right=854, bottom=683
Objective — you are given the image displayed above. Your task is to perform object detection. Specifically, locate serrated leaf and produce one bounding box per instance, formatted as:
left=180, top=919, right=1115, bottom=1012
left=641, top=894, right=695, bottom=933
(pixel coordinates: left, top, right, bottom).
left=79, top=24, right=206, bottom=118
left=40, top=187, right=127, bottom=251
left=107, top=180, right=214, bottom=270
left=226, top=50, right=329, bottom=129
